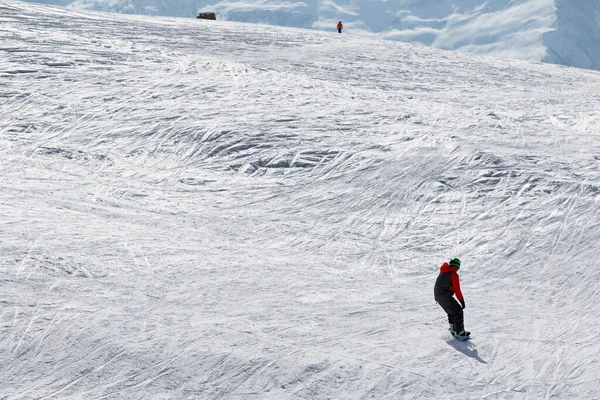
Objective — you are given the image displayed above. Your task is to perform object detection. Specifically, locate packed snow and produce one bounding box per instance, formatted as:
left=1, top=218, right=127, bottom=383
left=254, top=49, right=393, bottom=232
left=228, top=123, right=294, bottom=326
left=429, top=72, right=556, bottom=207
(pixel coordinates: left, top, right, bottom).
left=22, top=0, right=600, bottom=71
left=2, top=1, right=600, bottom=398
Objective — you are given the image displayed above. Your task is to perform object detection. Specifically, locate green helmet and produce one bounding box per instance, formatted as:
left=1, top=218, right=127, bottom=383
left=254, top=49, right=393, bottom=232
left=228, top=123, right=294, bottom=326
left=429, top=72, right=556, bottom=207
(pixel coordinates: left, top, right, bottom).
left=449, top=258, right=461, bottom=269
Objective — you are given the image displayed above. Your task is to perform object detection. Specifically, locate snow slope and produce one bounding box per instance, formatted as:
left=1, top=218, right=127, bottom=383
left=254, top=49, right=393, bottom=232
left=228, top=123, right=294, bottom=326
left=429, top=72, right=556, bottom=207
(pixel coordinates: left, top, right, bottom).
left=384, top=0, right=600, bottom=70
left=22, top=0, right=600, bottom=71
left=2, top=1, right=600, bottom=398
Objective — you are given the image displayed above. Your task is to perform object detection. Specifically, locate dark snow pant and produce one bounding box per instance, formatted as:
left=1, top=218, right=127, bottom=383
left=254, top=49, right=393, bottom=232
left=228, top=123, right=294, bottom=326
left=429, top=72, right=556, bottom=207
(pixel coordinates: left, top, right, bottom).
left=436, top=296, right=464, bottom=333
left=338, top=28, right=342, bottom=33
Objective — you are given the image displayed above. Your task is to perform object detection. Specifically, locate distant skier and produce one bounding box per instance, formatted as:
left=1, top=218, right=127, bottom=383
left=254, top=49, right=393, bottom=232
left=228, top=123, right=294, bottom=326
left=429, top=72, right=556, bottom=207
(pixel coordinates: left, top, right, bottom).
left=337, top=21, right=343, bottom=33
left=434, top=258, right=470, bottom=339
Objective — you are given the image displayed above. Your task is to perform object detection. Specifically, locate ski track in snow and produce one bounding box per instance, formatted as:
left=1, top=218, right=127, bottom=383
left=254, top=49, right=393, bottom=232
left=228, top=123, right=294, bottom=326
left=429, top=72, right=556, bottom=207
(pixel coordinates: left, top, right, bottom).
left=1, top=1, right=600, bottom=399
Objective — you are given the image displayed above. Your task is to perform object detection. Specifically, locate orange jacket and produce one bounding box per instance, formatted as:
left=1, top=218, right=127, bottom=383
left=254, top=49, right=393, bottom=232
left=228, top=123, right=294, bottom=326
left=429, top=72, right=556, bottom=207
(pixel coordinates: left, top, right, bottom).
left=337, top=22, right=343, bottom=29
left=435, top=262, right=464, bottom=301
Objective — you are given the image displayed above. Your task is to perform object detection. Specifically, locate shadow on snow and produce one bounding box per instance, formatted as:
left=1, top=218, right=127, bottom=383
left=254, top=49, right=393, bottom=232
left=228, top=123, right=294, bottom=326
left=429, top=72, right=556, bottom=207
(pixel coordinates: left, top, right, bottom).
left=446, top=339, right=487, bottom=364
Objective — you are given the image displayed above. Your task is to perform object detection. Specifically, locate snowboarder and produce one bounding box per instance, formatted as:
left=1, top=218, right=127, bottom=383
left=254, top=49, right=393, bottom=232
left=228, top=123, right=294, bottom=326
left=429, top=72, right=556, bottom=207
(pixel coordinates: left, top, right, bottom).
left=434, top=258, right=470, bottom=339
left=337, top=21, right=343, bottom=33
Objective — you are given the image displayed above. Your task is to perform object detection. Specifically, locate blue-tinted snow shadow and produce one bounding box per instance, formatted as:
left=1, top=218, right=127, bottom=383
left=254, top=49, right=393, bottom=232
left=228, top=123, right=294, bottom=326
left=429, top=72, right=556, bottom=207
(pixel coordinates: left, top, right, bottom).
left=446, top=339, right=487, bottom=364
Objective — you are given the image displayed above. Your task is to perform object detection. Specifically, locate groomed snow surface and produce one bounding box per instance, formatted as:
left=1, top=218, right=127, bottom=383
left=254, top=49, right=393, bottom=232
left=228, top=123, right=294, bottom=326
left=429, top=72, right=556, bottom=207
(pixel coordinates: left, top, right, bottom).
left=2, top=1, right=600, bottom=398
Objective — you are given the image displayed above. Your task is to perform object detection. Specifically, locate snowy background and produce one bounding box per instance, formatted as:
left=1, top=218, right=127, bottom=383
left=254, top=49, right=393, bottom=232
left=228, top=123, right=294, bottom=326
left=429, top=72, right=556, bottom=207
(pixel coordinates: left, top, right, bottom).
left=22, top=0, right=600, bottom=71
left=2, top=0, right=600, bottom=398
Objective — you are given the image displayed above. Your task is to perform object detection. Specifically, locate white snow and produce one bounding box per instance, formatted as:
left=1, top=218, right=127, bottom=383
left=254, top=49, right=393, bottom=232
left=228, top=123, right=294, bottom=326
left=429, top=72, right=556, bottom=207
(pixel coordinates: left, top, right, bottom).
left=21, top=0, right=600, bottom=71
left=2, top=1, right=600, bottom=398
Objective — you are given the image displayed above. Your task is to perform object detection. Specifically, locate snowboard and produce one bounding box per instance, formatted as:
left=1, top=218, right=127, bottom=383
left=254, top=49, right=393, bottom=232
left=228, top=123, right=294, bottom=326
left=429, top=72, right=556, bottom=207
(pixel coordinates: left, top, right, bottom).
left=453, top=334, right=471, bottom=342
left=449, top=328, right=471, bottom=341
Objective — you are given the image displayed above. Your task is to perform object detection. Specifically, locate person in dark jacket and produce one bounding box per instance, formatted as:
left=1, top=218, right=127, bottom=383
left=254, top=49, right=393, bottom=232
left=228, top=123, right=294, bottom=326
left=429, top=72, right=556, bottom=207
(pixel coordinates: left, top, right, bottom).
left=434, top=258, right=470, bottom=338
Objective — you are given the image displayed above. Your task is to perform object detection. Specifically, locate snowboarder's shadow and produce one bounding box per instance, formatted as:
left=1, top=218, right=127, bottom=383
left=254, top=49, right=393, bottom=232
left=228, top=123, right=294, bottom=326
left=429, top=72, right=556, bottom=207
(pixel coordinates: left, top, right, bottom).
left=446, top=339, right=487, bottom=364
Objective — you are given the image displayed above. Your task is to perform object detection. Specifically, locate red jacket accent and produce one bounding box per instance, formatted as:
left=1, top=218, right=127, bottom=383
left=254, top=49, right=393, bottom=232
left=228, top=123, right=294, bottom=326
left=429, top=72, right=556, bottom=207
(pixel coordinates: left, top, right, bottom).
left=439, top=262, right=464, bottom=300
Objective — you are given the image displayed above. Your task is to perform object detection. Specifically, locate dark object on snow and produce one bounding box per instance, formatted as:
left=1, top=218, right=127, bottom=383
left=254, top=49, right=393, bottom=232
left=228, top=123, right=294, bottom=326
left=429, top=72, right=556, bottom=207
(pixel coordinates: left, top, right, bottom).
left=196, top=12, right=216, bottom=20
